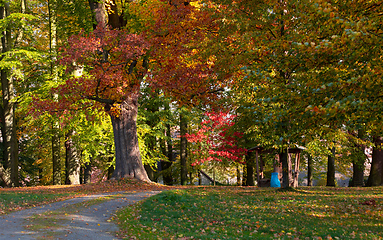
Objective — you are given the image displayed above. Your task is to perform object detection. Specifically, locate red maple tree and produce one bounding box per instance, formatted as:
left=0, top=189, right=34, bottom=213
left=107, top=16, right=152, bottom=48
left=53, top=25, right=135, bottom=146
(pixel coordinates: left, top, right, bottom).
left=186, top=111, right=247, bottom=166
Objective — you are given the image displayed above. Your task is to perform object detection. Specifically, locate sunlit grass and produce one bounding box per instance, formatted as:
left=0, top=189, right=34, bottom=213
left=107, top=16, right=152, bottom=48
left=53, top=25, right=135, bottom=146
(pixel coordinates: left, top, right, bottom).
left=116, top=186, right=383, bottom=239
left=0, top=178, right=173, bottom=214
left=0, top=192, right=70, bottom=214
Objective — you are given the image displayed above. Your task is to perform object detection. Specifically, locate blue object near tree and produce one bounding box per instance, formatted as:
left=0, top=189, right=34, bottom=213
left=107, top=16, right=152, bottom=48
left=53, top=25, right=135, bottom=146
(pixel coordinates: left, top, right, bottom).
left=270, top=172, right=281, bottom=187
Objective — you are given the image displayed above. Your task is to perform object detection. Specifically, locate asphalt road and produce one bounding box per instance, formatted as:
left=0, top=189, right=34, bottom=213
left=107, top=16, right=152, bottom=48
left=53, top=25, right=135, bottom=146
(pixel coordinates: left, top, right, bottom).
left=0, top=191, right=161, bottom=240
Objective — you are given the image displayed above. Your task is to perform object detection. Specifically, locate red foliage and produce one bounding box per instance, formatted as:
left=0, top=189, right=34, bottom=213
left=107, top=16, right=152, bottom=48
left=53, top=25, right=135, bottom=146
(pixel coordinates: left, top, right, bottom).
left=59, top=26, right=149, bottom=104
left=186, top=111, right=247, bottom=166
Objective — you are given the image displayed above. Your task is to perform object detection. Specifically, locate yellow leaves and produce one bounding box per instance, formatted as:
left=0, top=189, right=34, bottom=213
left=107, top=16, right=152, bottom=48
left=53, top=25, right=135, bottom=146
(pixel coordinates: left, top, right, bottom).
left=109, top=103, right=121, bottom=118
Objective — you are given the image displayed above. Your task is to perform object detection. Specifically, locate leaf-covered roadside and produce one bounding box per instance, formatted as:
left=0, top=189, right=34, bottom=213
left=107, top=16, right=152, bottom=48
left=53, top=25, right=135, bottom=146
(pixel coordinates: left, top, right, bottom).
left=0, top=179, right=175, bottom=214
left=116, top=187, right=383, bottom=239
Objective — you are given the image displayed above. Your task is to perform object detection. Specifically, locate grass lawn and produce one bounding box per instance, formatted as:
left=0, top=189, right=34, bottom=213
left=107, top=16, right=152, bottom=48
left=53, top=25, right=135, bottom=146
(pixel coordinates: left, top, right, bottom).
left=116, top=186, right=383, bottom=240
left=0, top=179, right=172, bottom=214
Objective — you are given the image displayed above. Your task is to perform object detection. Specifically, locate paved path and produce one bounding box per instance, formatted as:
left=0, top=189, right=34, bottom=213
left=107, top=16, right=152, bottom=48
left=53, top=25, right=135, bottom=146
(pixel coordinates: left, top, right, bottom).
left=0, top=191, right=161, bottom=240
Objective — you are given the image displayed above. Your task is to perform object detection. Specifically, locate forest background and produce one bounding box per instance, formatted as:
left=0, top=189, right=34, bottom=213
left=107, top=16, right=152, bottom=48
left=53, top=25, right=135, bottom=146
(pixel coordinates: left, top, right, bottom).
left=0, top=0, right=382, bottom=189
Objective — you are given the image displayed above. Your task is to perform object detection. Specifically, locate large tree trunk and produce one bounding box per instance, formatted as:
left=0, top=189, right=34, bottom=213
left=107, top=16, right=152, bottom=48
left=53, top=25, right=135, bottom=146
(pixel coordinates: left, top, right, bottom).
left=326, top=147, right=336, bottom=187
left=352, top=161, right=364, bottom=187
left=0, top=3, right=18, bottom=187
left=65, top=130, right=80, bottom=185
left=367, top=136, right=383, bottom=186
left=109, top=95, right=150, bottom=182
left=180, top=112, right=188, bottom=185
left=348, top=130, right=366, bottom=187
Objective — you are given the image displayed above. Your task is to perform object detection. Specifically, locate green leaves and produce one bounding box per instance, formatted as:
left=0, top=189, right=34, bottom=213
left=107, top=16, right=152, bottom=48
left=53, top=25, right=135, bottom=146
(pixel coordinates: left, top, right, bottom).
left=0, top=13, right=37, bottom=33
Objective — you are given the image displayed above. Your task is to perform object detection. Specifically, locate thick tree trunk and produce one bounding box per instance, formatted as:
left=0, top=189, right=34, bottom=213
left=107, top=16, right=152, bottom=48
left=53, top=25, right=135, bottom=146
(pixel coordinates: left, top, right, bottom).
left=326, top=147, right=336, bottom=187
left=0, top=3, right=18, bottom=187
left=367, top=136, right=383, bottom=186
left=280, top=150, right=290, bottom=188
left=307, top=154, right=313, bottom=186
left=65, top=130, right=80, bottom=185
left=352, top=161, right=364, bottom=187
left=109, top=95, right=150, bottom=182
left=180, top=112, right=188, bottom=185
left=348, top=130, right=366, bottom=187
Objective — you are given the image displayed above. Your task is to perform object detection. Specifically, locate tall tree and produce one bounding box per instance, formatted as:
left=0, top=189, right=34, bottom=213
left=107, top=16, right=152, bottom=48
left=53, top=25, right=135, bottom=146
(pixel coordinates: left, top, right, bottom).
left=51, top=0, right=224, bottom=182
left=203, top=0, right=382, bottom=188
left=48, top=0, right=62, bottom=185
left=0, top=1, right=17, bottom=187
left=0, top=0, right=38, bottom=186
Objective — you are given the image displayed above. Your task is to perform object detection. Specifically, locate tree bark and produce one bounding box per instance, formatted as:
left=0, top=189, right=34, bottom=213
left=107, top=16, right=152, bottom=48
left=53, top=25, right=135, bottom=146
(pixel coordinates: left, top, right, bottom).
left=65, top=130, right=80, bottom=185
left=88, top=0, right=106, bottom=29
left=326, top=147, right=336, bottom=187
left=144, top=164, right=156, bottom=181
left=307, top=154, right=313, bottom=186
left=83, top=161, right=92, bottom=184
left=180, top=112, right=188, bottom=185
left=0, top=3, right=18, bottom=187
left=280, top=149, right=290, bottom=188
left=236, top=165, right=241, bottom=186
left=109, top=95, right=150, bottom=182
left=367, top=136, right=383, bottom=186
left=107, top=156, right=114, bottom=180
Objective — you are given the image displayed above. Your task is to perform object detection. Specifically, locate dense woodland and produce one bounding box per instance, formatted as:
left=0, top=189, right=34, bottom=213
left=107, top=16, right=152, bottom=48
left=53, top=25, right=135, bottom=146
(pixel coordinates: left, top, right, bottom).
left=0, top=0, right=382, bottom=188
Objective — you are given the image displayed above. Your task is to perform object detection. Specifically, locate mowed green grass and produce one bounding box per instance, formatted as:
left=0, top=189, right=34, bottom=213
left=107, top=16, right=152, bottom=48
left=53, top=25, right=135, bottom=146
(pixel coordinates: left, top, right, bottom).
left=0, top=192, right=70, bottom=214
left=116, top=186, right=383, bottom=240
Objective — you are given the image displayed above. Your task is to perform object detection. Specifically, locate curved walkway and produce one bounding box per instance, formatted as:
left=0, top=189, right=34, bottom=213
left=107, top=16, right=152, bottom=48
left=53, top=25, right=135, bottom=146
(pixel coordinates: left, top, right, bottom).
left=0, top=191, right=161, bottom=240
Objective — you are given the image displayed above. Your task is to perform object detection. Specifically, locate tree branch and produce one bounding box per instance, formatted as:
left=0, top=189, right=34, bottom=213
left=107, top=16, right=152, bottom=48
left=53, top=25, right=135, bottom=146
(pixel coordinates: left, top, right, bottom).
left=83, top=95, right=115, bottom=104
